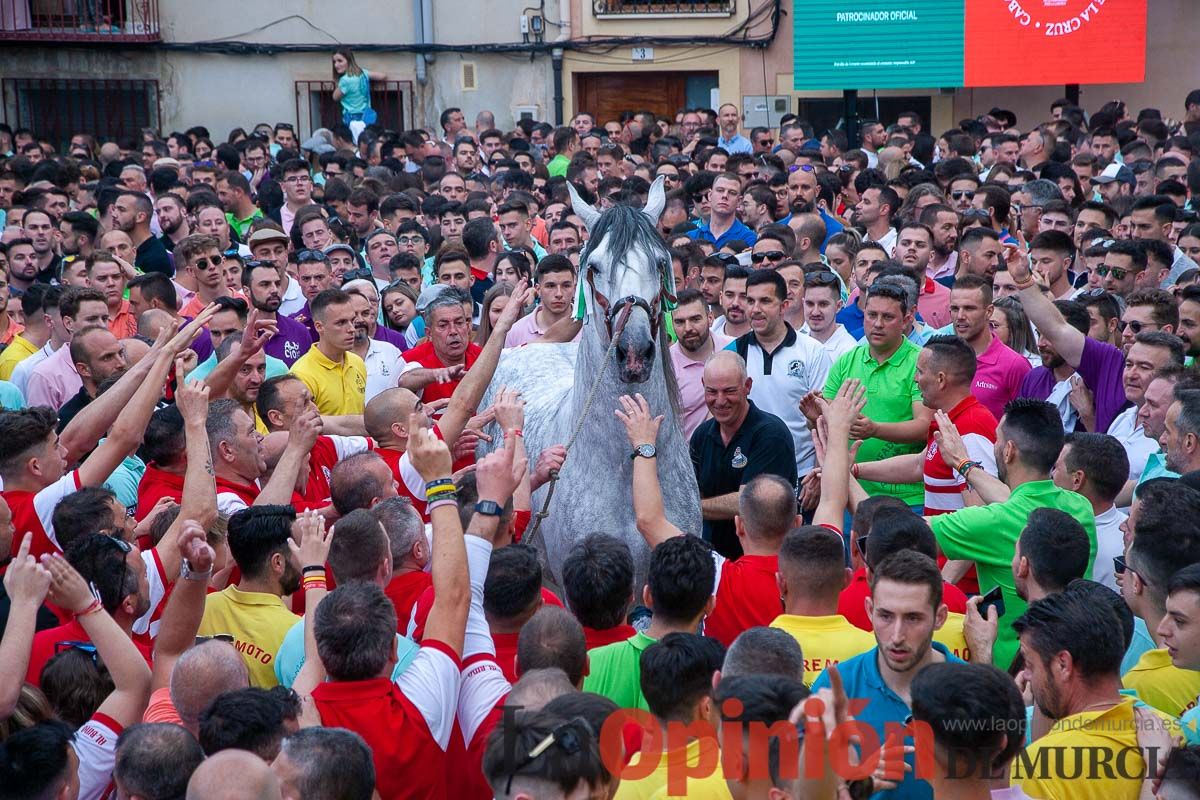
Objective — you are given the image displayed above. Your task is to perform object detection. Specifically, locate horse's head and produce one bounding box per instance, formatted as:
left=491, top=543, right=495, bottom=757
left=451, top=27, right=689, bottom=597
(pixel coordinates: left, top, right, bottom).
left=569, top=177, right=672, bottom=383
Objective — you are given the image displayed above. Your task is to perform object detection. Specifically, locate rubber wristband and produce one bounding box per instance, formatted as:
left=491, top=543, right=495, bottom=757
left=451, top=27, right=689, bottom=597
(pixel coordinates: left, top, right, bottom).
left=427, top=498, right=459, bottom=512
left=303, top=581, right=327, bottom=591
left=425, top=477, right=455, bottom=489
left=301, top=565, right=326, bottom=574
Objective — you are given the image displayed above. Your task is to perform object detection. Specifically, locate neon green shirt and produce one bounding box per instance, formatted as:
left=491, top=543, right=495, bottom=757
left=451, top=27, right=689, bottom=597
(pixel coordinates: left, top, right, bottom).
left=823, top=338, right=924, bottom=506
left=582, top=631, right=655, bottom=711
left=930, top=479, right=1096, bottom=669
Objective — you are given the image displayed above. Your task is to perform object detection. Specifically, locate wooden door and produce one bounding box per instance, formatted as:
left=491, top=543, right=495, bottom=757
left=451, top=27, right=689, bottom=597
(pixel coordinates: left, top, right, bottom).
left=575, top=71, right=692, bottom=126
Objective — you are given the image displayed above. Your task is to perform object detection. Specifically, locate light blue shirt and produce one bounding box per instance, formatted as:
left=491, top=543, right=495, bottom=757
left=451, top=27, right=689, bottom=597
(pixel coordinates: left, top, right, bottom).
left=1122, top=615, right=1158, bottom=677
left=717, top=133, right=753, bottom=155
left=812, top=643, right=964, bottom=800
left=0, top=379, right=24, bottom=409
left=274, top=618, right=420, bottom=688
left=185, top=352, right=289, bottom=384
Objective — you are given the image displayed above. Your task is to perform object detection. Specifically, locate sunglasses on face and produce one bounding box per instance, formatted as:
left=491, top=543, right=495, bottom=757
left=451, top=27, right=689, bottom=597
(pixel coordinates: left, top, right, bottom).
left=951, top=190, right=975, bottom=200
left=1097, top=265, right=1137, bottom=281
left=751, top=251, right=786, bottom=263
left=192, top=256, right=222, bottom=269
left=788, top=164, right=817, bottom=173
left=1122, top=319, right=1152, bottom=334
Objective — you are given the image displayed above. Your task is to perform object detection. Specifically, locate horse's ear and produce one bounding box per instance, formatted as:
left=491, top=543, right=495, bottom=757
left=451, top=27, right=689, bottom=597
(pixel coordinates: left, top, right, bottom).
left=567, top=181, right=601, bottom=231
left=642, top=175, right=667, bottom=224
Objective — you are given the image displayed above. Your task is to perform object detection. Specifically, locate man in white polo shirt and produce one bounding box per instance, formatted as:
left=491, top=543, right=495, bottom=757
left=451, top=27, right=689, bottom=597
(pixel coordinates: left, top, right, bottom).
left=726, top=269, right=830, bottom=474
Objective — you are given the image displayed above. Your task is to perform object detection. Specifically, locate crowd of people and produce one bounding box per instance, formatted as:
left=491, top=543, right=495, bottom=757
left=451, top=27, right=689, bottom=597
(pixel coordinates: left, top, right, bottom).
left=2, top=61, right=1200, bottom=798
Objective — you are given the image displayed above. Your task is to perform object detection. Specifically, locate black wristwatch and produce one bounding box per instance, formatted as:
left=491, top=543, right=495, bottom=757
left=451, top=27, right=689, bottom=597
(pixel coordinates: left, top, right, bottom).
left=631, top=443, right=657, bottom=460
left=474, top=500, right=503, bottom=517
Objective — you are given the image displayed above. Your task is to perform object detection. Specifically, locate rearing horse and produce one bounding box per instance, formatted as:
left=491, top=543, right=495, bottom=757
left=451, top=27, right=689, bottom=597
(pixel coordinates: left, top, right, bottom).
left=481, top=177, right=702, bottom=584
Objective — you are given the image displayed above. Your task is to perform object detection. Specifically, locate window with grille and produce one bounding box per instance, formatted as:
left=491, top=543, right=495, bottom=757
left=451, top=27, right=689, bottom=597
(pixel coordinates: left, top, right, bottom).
left=294, top=81, right=412, bottom=137
left=2, top=78, right=159, bottom=152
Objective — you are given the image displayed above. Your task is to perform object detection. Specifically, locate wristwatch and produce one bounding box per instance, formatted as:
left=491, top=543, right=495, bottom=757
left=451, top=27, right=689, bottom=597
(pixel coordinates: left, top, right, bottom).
left=474, top=500, right=503, bottom=517
left=180, top=559, right=212, bottom=582
left=631, top=443, right=657, bottom=460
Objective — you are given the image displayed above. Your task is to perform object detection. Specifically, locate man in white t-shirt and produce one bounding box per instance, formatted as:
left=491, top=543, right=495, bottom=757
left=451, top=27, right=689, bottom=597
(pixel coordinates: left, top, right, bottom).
left=1052, top=432, right=1129, bottom=592
left=801, top=267, right=857, bottom=360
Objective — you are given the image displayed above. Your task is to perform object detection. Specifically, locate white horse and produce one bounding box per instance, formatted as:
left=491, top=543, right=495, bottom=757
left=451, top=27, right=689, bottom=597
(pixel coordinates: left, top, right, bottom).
left=481, top=177, right=702, bottom=584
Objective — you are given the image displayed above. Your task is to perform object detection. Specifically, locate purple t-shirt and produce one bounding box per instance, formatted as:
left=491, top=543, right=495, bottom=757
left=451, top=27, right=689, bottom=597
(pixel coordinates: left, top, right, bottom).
left=180, top=316, right=214, bottom=363
left=1076, top=336, right=1131, bottom=433
left=373, top=325, right=408, bottom=352
left=263, top=313, right=313, bottom=367
left=1019, top=366, right=1055, bottom=402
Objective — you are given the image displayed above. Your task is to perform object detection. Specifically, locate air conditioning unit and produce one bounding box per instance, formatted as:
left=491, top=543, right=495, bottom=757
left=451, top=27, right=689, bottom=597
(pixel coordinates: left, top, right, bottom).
left=512, top=104, right=540, bottom=121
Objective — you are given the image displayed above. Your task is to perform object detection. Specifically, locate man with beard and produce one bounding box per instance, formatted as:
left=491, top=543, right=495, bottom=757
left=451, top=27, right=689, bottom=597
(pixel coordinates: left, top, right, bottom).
left=1011, top=584, right=1168, bottom=799
left=929, top=398, right=1096, bottom=669
left=199, top=505, right=312, bottom=687
left=347, top=287, right=403, bottom=403
left=59, top=211, right=98, bottom=261
left=670, top=289, right=732, bottom=440
left=894, top=222, right=951, bottom=329
left=1019, top=299, right=1090, bottom=433
left=812, top=551, right=962, bottom=800
left=919, top=204, right=959, bottom=286
left=248, top=227, right=306, bottom=317
left=213, top=338, right=270, bottom=433
left=290, top=289, right=366, bottom=416
left=947, top=275, right=1029, bottom=419
left=1176, top=285, right=1200, bottom=362
left=713, top=264, right=751, bottom=338
left=155, top=194, right=191, bottom=249
left=689, top=173, right=757, bottom=249
left=1027, top=230, right=1076, bottom=300
left=55, top=326, right=128, bottom=431
left=400, top=287, right=477, bottom=404
left=21, top=209, right=61, bottom=283
left=111, top=192, right=172, bottom=276
left=853, top=186, right=899, bottom=254
left=241, top=260, right=313, bottom=367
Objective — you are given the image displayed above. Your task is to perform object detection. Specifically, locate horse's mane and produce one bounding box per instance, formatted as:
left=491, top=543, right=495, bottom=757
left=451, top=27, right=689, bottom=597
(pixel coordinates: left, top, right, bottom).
left=578, top=202, right=681, bottom=418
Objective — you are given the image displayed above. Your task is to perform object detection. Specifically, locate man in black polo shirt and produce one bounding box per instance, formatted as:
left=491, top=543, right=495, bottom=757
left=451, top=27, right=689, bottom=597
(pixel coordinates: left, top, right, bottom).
left=689, top=350, right=797, bottom=558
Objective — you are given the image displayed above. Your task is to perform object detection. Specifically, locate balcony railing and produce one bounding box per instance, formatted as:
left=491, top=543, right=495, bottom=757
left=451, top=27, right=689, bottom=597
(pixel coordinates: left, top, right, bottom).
left=593, top=0, right=733, bottom=16
left=0, top=0, right=160, bottom=42
left=295, top=80, right=414, bottom=139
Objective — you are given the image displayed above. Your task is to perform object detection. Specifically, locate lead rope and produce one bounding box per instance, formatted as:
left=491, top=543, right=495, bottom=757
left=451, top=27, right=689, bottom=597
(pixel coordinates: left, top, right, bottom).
left=523, top=299, right=634, bottom=554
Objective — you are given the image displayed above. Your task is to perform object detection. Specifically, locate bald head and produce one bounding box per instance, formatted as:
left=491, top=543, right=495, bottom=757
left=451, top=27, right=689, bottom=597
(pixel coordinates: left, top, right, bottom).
left=138, top=308, right=176, bottom=339
left=364, top=387, right=421, bottom=441
left=703, top=349, right=748, bottom=383
left=121, top=337, right=152, bottom=366
left=171, top=640, right=250, bottom=732
left=187, top=749, right=281, bottom=800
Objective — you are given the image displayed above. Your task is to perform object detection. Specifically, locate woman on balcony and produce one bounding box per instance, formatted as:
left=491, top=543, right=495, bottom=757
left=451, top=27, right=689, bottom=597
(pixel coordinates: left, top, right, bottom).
left=332, top=47, right=387, bottom=143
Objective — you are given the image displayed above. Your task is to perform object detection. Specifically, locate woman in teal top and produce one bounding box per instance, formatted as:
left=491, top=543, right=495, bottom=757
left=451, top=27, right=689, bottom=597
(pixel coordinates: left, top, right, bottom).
left=332, top=48, right=387, bottom=129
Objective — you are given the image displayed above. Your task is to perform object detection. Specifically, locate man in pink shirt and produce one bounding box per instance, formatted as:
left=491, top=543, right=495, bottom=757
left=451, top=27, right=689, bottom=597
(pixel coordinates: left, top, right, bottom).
left=894, top=221, right=952, bottom=328
left=27, top=287, right=110, bottom=410
left=949, top=274, right=1031, bottom=418
left=504, top=255, right=576, bottom=348
left=669, top=289, right=732, bottom=439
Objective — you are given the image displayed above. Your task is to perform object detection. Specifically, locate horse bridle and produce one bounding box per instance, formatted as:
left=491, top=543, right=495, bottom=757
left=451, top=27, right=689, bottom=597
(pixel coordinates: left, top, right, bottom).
left=584, top=267, right=676, bottom=342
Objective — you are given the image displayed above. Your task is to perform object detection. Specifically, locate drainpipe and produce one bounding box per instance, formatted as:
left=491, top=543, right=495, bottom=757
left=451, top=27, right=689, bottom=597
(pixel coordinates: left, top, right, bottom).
left=414, top=0, right=435, bottom=83
left=552, top=0, right=571, bottom=124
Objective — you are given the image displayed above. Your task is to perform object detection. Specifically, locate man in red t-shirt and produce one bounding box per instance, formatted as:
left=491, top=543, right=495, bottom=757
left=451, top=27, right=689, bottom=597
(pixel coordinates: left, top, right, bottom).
left=373, top=496, right=433, bottom=629
left=400, top=287, right=481, bottom=404
left=852, top=336, right=999, bottom=593
left=617, top=395, right=793, bottom=647
left=0, top=318, right=203, bottom=561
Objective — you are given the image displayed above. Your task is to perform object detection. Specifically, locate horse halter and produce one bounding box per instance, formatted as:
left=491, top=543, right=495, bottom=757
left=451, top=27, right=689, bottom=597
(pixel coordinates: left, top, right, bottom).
left=584, top=266, right=675, bottom=342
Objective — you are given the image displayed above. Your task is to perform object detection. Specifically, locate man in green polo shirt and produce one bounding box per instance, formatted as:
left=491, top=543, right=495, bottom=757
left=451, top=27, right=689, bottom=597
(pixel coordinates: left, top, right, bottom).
left=819, top=282, right=931, bottom=508
left=546, top=127, right=578, bottom=179
left=581, top=535, right=715, bottom=710
left=218, top=172, right=264, bottom=239
left=929, top=397, right=1096, bottom=670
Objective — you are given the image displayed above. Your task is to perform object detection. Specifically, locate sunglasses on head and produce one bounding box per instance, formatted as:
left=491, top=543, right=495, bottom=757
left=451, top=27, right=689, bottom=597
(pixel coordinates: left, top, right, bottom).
left=751, top=251, right=786, bottom=263
left=805, top=269, right=840, bottom=287
left=962, top=209, right=991, bottom=222
left=297, top=249, right=327, bottom=263
left=55, top=641, right=99, bottom=665
left=788, top=164, right=817, bottom=173
left=341, top=267, right=373, bottom=284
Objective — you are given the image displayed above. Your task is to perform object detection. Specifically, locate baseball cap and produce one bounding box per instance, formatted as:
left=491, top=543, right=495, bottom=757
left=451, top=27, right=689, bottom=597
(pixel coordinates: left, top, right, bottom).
left=300, top=135, right=336, bottom=155
left=247, top=228, right=290, bottom=247
left=1090, top=163, right=1135, bottom=186
left=323, top=243, right=357, bottom=259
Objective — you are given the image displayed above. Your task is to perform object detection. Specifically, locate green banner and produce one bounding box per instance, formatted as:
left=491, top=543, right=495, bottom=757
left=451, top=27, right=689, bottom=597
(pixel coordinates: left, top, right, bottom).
left=793, top=1, right=965, bottom=90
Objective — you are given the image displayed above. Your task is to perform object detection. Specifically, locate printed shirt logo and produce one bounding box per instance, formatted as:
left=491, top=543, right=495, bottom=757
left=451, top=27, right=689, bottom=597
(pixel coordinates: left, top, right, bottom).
left=731, top=447, right=748, bottom=469
left=787, top=359, right=806, bottom=379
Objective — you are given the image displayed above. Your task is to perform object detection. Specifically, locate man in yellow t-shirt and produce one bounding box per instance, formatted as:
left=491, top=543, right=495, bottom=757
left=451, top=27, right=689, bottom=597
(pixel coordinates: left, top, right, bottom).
left=1011, top=583, right=1160, bottom=800
left=614, top=634, right=730, bottom=800
left=0, top=284, right=46, bottom=381
left=290, top=289, right=366, bottom=416
left=769, top=526, right=875, bottom=684
left=198, top=506, right=302, bottom=687
left=1122, top=522, right=1200, bottom=717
